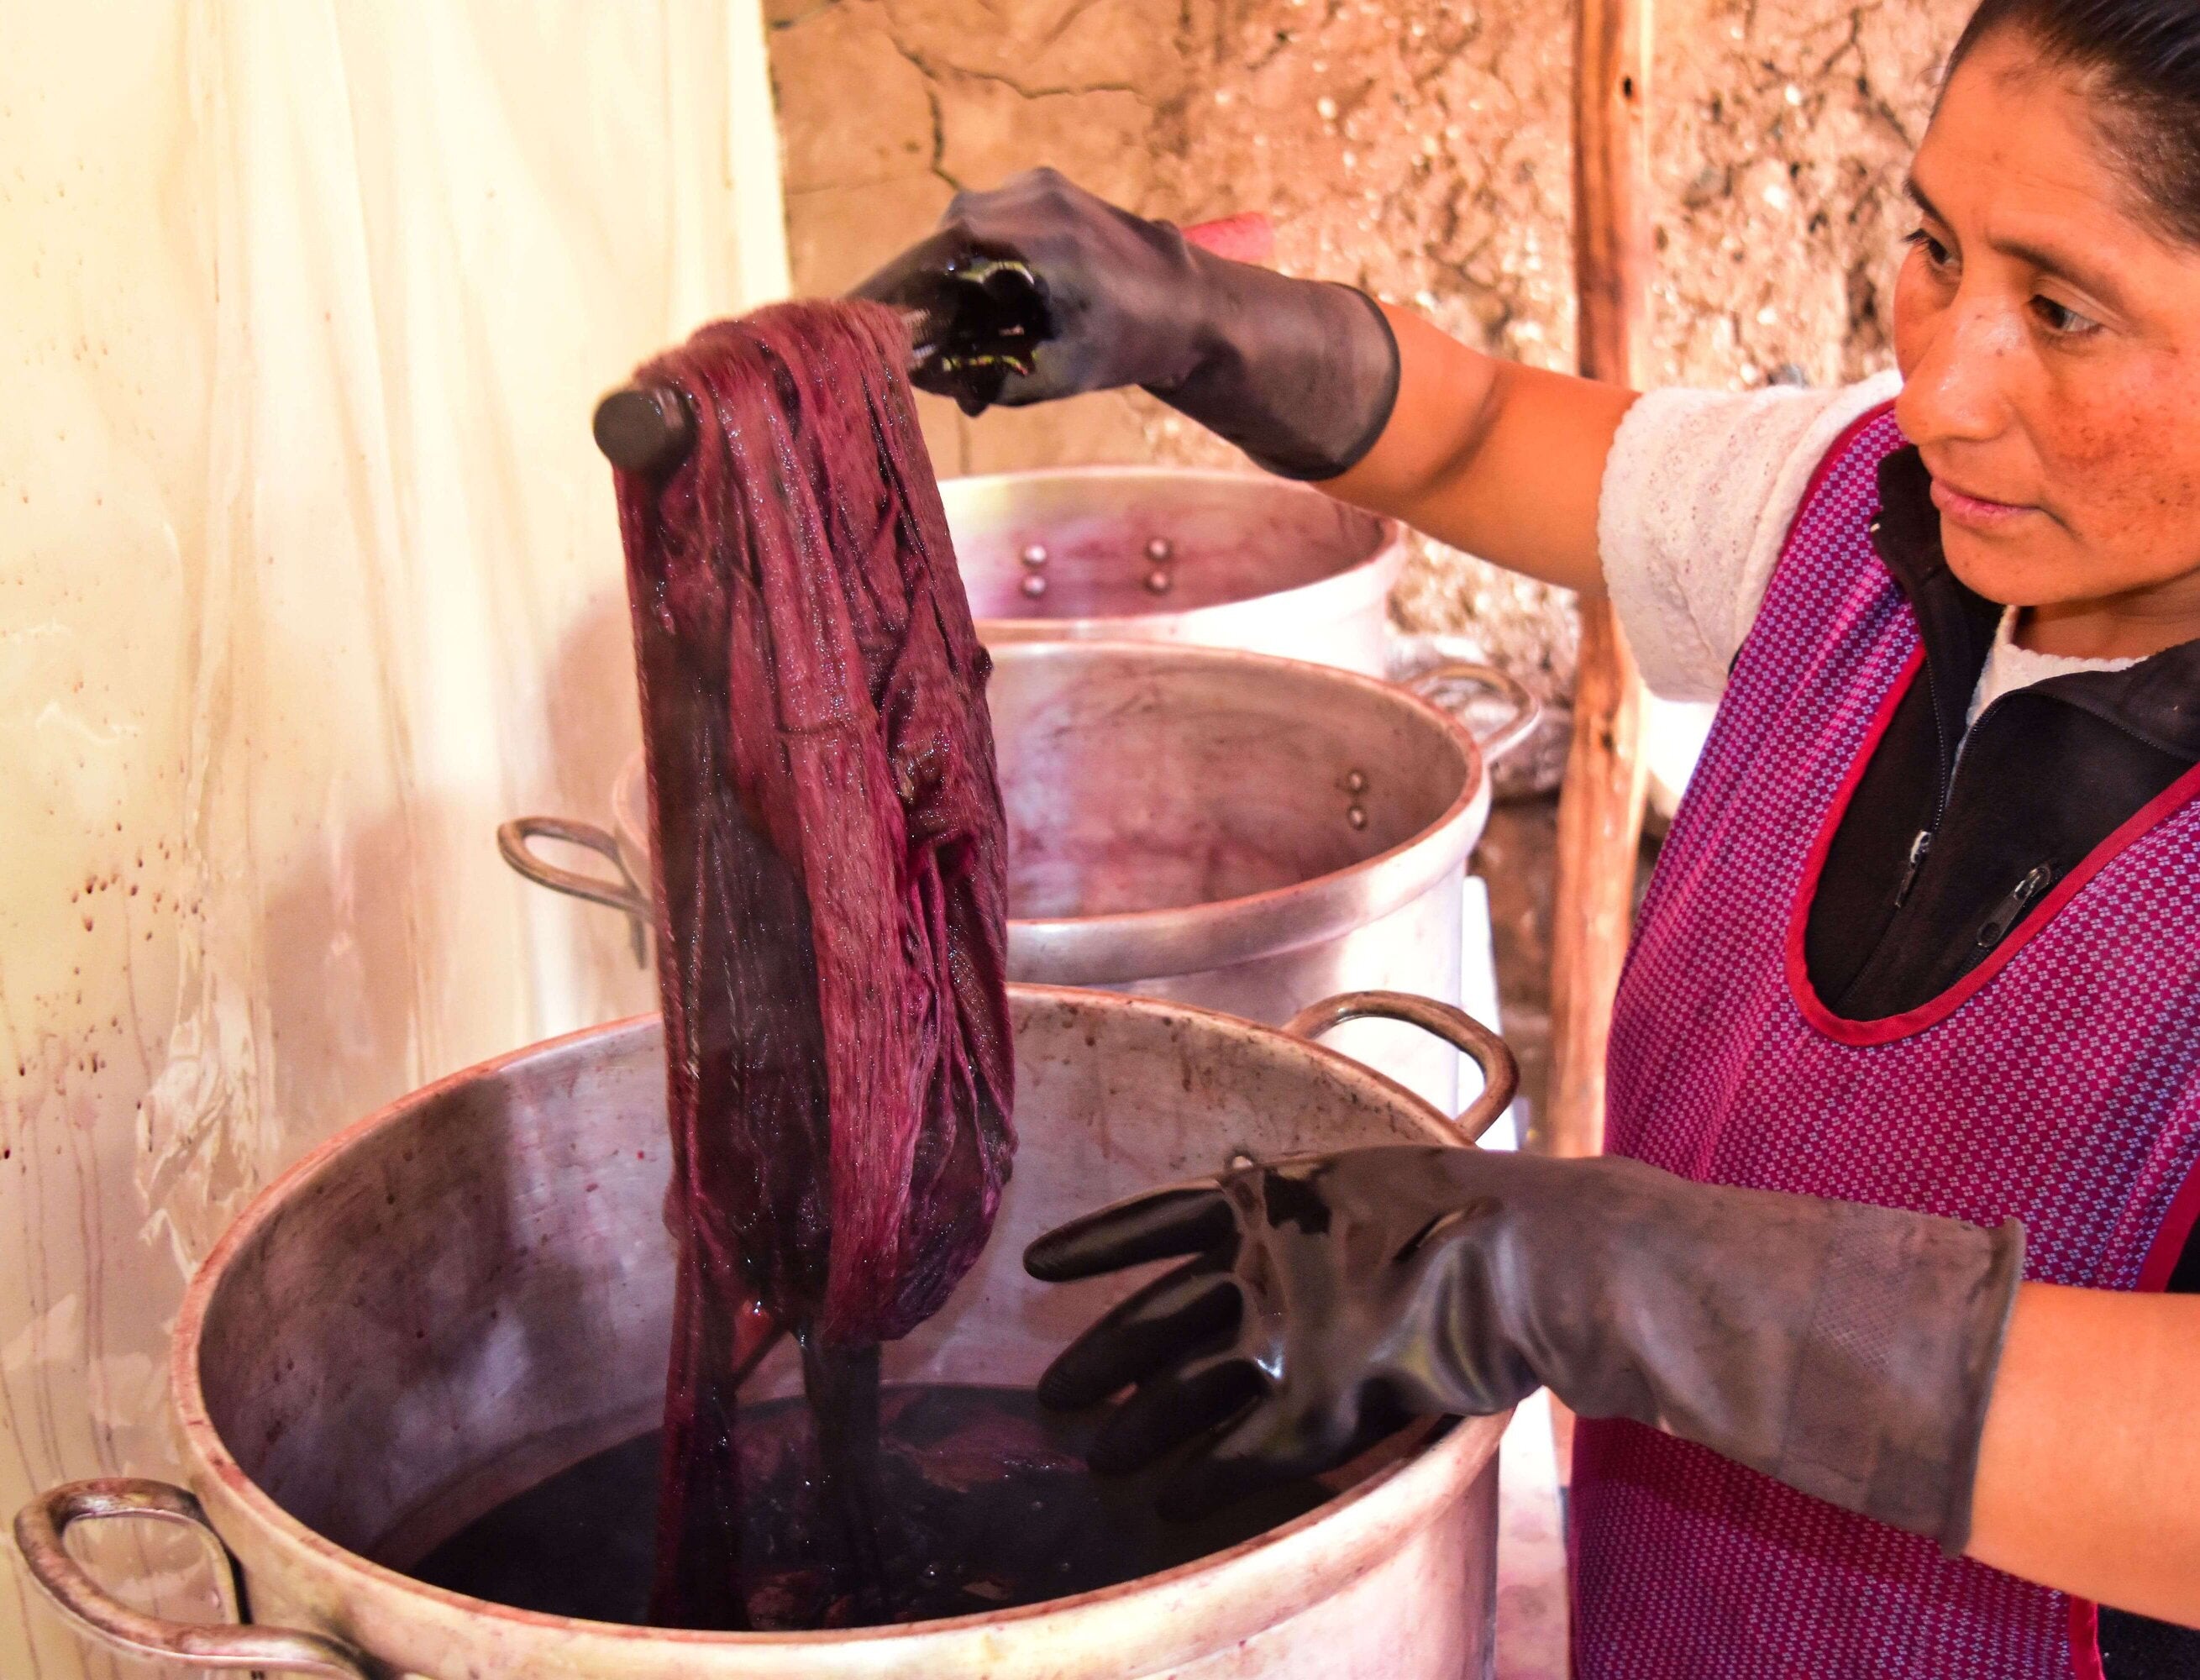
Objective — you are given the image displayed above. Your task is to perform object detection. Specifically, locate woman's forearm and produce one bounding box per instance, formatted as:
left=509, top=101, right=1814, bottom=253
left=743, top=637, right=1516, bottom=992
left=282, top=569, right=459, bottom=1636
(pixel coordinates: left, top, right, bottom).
left=1317, top=304, right=1640, bottom=597
left=1966, top=1281, right=2200, bottom=1625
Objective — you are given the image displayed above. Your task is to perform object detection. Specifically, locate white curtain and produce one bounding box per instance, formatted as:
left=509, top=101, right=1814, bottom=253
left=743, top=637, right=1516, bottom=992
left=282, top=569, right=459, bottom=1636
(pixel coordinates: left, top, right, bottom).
left=0, top=4, right=785, bottom=1672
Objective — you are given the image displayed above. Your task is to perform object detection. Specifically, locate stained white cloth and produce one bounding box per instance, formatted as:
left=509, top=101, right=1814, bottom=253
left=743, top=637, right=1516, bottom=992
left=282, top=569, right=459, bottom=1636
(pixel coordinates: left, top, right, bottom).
left=1596, top=373, right=2133, bottom=725
left=0, top=12, right=788, bottom=1678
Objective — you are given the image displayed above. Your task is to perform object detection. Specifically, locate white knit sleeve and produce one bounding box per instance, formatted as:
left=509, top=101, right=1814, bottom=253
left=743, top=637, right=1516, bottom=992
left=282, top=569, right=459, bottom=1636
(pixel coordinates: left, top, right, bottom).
left=1597, top=370, right=1901, bottom=701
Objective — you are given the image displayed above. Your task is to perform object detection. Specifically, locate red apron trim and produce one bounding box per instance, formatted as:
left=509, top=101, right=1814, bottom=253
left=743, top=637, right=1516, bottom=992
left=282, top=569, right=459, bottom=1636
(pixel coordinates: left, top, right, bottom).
left=1788, top=661, right=2200, bottom=1047
left=2067, top=1598, right=2106, bottom=1680
left=2135, top=1152, right=2200, bottom=1294
left=1791, top=400, right=1900, bottom=523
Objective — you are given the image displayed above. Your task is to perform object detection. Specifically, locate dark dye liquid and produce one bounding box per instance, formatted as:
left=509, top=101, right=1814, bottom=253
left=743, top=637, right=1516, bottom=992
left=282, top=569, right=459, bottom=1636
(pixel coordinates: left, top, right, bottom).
left=407, top=1384, right=1332, bottom=1630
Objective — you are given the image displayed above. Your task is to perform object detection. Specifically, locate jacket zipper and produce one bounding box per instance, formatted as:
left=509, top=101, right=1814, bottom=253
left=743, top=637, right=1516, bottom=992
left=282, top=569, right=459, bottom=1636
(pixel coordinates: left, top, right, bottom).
left=1894, top=829, right=1933, bottom=906
left=1879, top=630, right=2165, bottom=921
left=1976, top=863, right=2056, bottom=950
left=1893, top=653, right=1955, bottom=909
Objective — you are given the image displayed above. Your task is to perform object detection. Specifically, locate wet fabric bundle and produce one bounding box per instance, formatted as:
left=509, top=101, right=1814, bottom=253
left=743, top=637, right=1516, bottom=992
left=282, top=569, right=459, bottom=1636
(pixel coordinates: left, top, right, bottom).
left=612, top=300, right=1015, bottom=1627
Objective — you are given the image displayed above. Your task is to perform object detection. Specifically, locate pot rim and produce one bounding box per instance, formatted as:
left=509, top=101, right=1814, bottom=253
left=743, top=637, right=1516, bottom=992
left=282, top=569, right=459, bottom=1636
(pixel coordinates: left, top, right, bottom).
left=166, top=990, right=1503, bottom=1674
left=612, top=642, right=1488, bottom=987
left=942, top=464, right=1407, bottom=644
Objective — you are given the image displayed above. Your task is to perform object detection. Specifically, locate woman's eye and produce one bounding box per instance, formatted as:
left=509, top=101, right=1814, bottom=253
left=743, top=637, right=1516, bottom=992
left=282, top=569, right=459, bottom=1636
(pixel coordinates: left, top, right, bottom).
left=2030, top=295, right=2101, bottom=337
left=1903, top=228, right=1955, bottom=272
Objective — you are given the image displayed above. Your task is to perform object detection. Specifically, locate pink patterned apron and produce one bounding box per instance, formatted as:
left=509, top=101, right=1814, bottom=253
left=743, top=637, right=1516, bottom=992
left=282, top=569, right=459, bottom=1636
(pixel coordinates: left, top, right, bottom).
left=1570, top=405, right=2200, bottom=1679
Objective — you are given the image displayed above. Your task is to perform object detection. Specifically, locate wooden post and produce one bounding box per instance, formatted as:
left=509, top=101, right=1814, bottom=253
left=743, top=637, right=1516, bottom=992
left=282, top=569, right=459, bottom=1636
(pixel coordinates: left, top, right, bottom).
left=1545, top=0, right=1656, bottom=1497
left=1547, top=0, right=1654, bottom=1167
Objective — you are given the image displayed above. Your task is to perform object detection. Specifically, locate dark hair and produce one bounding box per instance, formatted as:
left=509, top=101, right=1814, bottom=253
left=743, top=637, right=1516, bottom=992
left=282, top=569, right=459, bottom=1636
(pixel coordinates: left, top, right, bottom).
left=1946, top=0, right=2200, bottom=244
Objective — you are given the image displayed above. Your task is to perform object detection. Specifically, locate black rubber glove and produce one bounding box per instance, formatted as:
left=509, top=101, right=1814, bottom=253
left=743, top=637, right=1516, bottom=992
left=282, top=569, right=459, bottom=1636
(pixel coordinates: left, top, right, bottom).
left=1025, top=1147, right=2024, bottom=1553
left=852, top=168, right=1401, bottom=480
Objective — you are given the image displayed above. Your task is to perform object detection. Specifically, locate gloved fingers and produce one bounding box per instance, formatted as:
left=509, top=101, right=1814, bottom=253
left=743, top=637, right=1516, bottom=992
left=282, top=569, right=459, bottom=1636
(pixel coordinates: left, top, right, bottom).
left=1024, top=1184, right=1233, bottom=1282
left=1157, top=1448, right=1293, bottom=1523
left=1158, top=1399, right=1319, bottom=1521
left=1035, top=1260, right=1242, bottom=1410
left=1086, top=1353, right=1265, bottom=1477
left=944, top=166, right=1103, bottom=233
left=1161, top=1387, right=1411, bottom=1521
left=1153, top=1389, right=1337, bottom=1521
left=849, top=226, right=1011, bottom=307
left=911, top=274, right=1103, bottom=412
left=910, top=359, right=1016, bottom=416
left=971, top=363, right=1075, bottom=409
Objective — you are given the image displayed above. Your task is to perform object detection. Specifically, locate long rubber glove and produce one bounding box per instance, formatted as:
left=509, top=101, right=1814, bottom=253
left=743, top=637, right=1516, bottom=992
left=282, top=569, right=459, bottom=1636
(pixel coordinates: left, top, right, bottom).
left=853, top=168, right=1400, bottom=480
left=1026, top=1147, right=2024, bottom=1554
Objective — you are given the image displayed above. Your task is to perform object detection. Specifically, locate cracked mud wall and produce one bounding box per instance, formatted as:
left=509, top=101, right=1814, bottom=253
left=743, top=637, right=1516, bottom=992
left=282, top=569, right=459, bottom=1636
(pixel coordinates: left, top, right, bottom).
left=769, top=0, right=1976, bottom=782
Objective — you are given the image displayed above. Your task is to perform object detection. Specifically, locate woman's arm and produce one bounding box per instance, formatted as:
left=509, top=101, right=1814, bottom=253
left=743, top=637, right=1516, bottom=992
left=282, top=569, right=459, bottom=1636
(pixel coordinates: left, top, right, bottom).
left=1318, top=305, right=1640, bottom=598
left=861, top=171, right=1851, bottom=659
left=1967, top=1282, right=2200, bottom=1625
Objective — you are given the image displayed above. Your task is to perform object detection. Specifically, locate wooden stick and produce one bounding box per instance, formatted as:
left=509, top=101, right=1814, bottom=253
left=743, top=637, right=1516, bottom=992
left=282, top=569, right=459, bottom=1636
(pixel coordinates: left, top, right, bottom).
left=1546, top=0, right=1655, bottom=1506
left=1571, top=0, right=1654, bottom=402
left=1546, top=0, right=1655, bottom=1170
left=1547, top=600, right=1649, bottom=1162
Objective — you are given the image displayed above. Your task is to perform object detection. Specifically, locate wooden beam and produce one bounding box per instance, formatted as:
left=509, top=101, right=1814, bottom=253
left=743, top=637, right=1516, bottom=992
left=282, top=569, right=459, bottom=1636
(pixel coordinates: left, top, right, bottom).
left=1546, top=0, right=1654, bottom=1168
left=1546, top=601, right=1649, bottom=1162
left=1544, top=0, right=1657, bottom=1511
left=1571, top=0, right=1654, bottom=394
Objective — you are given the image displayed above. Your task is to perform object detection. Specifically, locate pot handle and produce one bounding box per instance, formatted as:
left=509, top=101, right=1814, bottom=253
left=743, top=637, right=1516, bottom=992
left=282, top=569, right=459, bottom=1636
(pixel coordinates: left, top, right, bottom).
left=498, top=816, right=651, bottom=963
left=13, top=1478, right=371, bottom=1677
left=1403, top=650, right=1541, bottom=767
left=1284, top=990, right=1519, bottom=1145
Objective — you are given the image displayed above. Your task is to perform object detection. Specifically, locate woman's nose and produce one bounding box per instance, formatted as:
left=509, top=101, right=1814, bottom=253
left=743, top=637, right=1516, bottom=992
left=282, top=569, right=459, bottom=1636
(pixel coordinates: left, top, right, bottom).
left=1897, top=294, right=2021, bottom=449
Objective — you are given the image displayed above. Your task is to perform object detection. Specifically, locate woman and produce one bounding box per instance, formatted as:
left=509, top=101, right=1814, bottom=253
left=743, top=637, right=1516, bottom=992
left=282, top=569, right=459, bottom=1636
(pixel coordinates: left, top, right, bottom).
left=861, top=1, right=2200, bottom=1672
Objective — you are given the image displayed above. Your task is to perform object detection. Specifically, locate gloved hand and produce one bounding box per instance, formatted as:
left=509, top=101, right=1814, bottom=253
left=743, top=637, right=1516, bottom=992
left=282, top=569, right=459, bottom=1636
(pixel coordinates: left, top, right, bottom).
left=1025, top=1146, right=2024, bottom=1553
left=852, top=169, right=1400, bottom=480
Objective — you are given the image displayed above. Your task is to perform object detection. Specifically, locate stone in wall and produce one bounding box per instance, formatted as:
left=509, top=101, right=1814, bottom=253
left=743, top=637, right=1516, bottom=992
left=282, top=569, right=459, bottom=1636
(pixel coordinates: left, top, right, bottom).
left=767, top=0, right=1977, bottom=787
left=1651, top=0, right=1972, bottom=386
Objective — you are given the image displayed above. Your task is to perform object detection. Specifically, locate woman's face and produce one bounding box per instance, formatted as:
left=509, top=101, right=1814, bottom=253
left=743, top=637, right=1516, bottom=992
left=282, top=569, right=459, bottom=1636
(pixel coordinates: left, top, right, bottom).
left=1893, top=29, right=2200, bottom=646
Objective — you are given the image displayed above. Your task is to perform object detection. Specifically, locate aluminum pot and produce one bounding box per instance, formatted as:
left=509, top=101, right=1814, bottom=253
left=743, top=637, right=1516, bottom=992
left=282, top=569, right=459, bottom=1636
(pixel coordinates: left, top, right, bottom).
left=18, top=985, right=1515, bottom=1680
left=943, top=467, right=1404, bottom=671
left=501, top=641, right=1534, bottom=1111
left=945, top=470, right=1547, bottom=790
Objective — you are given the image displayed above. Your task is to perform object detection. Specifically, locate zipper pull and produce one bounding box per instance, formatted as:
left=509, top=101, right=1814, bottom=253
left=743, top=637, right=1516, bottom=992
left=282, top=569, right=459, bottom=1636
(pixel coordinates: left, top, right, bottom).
left=1976, top=863, right=2055, bottom=950
left=1894, top=830, right=1933, bottom=907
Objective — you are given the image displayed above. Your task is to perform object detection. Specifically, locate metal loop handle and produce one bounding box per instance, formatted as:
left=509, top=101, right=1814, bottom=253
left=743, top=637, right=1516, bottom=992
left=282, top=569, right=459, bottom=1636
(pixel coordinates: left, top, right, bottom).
left=1394, top=639, right=1541, bottom=767
left=1284, top=990, right=1519, bottom=1146
left=498, top=816, right=652, bottom=963
left=13, top=1478, right=370, bottom=1677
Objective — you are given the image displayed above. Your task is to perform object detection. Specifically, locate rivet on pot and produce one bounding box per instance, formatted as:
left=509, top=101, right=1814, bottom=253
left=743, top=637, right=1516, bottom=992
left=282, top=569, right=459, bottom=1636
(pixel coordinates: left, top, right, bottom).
left=1144, top=569, right=1173, bottom=595
left=1344, top=769, right=1368, bottom=794
left=1021, top=574, right=1048, bottom=599
left=1145, top=537, right=1174, bottom=563
left=1347, top=805, right=1368, bottom=829
left=1021, top=543, right=1049, bottom=567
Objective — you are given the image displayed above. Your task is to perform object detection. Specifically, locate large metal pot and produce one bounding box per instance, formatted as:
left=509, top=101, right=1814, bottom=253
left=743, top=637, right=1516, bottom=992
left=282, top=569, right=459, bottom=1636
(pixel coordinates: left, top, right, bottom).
left=18, top=986, right=1515, bottom=1679
left=950, top=468, right=1548, bottom=782
left=502, top=641, right=1532, bottom=1110
left=943, top=469, right=1547, bottom=790
left=944, top=467, right=1403, bottom=670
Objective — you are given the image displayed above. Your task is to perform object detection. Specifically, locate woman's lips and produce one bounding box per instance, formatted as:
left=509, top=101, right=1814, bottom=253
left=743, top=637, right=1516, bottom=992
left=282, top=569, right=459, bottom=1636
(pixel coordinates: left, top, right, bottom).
left=1929, top=475, right=2038, bottom=531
